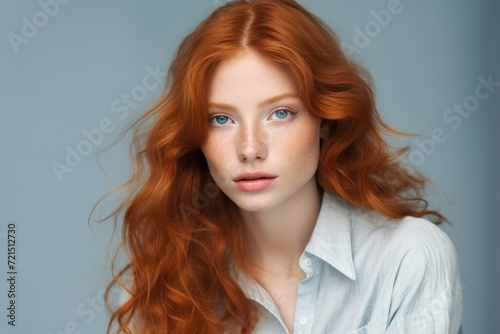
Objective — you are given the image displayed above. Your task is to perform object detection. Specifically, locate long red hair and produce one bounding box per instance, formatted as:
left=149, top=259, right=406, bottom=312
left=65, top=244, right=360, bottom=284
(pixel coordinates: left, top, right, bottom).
left=104, top=0, right=445, bottom=333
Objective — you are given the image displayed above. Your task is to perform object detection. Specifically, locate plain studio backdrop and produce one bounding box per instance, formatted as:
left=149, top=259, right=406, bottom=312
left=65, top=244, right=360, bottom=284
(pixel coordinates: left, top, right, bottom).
left=0, top=0, right=498, bottom=333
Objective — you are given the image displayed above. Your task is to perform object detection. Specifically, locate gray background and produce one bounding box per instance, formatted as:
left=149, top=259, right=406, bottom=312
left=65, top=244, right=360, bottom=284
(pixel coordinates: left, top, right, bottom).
left=1, top=0, right=498, bottom=333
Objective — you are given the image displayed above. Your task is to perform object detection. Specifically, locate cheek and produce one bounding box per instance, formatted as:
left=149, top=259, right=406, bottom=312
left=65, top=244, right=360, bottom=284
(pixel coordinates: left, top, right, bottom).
left=201, top=135, right=230, bottom=179
left=276, top=120, right=321, bottom=161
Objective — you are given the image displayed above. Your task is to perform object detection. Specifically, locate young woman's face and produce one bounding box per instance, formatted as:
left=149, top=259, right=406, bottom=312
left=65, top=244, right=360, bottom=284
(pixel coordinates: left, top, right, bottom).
left=202, top=49, right=324, bottom=212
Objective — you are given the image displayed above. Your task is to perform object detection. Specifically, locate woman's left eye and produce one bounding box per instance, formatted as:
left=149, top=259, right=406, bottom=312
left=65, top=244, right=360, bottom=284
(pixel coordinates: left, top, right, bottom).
left=269, top=108, right=296, bottom=120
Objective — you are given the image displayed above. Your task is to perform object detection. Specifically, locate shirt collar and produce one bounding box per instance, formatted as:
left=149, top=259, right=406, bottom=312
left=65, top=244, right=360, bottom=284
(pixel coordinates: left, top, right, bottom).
left=304, top=191, right=356, bottom=280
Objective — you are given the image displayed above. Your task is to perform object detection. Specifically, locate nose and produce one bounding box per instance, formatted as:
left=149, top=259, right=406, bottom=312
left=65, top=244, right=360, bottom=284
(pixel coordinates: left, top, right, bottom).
left=237, top=123, right=268, bottom=162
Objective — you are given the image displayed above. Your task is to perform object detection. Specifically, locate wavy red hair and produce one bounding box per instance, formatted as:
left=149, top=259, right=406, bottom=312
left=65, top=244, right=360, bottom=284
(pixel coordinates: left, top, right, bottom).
left=103, top=0, right=445, bottom=333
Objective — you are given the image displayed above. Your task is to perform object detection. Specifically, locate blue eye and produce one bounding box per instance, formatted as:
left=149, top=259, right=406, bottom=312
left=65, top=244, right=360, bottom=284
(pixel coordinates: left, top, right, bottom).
left=270, top=108, right=295, bottom=120
left=211, top=115, right=230, bottom=125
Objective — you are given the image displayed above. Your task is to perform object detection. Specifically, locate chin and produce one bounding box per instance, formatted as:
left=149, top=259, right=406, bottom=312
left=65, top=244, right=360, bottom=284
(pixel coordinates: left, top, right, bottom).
left=228, top=192, right=284, bottom=213
left=231, top=198, right=271, bottom=212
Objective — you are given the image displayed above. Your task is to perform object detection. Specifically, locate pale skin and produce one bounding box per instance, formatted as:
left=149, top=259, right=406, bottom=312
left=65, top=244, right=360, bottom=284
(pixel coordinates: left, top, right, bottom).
left=201, top=49, right=327, bottom=333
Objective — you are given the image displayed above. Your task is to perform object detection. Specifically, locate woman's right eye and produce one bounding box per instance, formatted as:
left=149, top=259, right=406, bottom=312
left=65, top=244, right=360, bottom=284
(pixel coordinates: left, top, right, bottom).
left=209, top=114, right=232, bottom=125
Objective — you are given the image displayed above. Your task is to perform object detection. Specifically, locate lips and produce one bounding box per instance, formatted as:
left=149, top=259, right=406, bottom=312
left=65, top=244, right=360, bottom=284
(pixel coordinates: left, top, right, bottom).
left=234, top=172, right=277, bottom=182
left=233, top=172, right=277, bottom=191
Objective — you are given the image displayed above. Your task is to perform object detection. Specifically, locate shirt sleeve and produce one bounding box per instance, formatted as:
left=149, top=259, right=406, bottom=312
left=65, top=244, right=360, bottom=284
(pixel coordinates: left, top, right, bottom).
left=385, top=218, right=463, bottom=334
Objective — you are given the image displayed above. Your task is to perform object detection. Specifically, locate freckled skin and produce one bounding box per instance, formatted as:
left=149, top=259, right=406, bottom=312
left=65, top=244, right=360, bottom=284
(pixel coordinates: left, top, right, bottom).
left=202, top=51, right=326, bottom=332
left=201, top=49, right=324, bottom=213
left=201, top=49, right=327, bottom=333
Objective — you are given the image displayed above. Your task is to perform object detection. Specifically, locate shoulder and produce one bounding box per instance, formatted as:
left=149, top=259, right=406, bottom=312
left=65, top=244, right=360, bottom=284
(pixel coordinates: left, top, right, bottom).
left=322, top=192, right=460, bottom=277
left=384, top=217, right=460, bottom=286
left=351, top=209, right=458, bottom=267
left=349, top=212, right=463, bottom=331
left=315, top=193, right=463, bottom=331
left=349, top=209, right=461, bottom=294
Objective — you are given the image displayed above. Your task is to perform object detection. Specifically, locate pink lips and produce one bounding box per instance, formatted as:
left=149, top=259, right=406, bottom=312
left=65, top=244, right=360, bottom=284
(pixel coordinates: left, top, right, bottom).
left=233, top=172, right=277, bottom=192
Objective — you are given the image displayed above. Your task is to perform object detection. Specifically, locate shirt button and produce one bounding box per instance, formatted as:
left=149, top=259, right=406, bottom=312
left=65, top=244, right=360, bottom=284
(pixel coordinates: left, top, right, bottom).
left=304, top=257, right=313, bottom=267
left=299, top=315, right=308, bottom=325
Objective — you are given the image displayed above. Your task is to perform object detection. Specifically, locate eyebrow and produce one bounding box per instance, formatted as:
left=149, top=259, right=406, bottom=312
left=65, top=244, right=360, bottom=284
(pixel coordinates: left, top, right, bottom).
left=207, top=93, right=300, bottom=111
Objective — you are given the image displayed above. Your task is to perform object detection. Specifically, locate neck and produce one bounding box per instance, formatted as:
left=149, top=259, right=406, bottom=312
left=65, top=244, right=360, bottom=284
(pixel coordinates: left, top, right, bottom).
left=240, top=180, right=323, bottom=275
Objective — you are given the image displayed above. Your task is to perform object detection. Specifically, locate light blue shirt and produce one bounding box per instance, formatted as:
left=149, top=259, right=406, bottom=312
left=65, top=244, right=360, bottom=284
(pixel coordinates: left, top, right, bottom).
left=232, top=192, right=463, bottom=333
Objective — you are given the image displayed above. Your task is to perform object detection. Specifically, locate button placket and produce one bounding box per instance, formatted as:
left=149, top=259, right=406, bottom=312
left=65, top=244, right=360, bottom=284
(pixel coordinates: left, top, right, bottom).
left=293, top=254, right=320, bottom=333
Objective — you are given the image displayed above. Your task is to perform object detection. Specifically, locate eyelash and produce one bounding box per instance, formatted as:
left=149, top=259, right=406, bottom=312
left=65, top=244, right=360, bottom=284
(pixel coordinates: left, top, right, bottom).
left=269, top=106, right=297, bottom=120
left=209, top=107, right=298, bottom=125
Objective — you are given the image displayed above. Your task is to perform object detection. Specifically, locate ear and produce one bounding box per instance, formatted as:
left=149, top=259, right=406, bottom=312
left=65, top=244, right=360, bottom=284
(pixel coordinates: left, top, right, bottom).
left=319, top=119, right=330, bottom=139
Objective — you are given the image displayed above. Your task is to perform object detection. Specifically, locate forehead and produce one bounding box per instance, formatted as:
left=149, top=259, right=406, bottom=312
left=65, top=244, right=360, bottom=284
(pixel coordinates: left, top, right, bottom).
left=207, top=49, right=298, bottom=104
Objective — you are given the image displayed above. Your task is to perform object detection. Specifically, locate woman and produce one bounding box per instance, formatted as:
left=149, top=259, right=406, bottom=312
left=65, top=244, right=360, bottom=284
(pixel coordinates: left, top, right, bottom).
left=104, top=0, right=463, bottom=333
